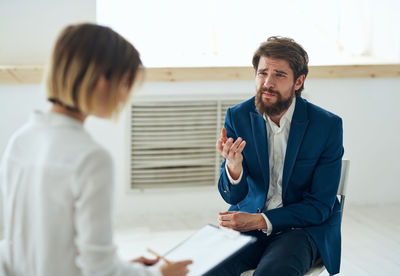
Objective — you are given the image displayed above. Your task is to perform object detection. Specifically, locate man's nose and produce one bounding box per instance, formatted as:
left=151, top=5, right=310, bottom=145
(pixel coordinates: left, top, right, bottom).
left=264, top=75, right=274, bottom=88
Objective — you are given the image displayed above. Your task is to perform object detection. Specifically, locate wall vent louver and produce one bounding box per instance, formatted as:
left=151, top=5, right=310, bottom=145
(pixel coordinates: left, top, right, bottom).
left=129, top=99, right=244, bottom=189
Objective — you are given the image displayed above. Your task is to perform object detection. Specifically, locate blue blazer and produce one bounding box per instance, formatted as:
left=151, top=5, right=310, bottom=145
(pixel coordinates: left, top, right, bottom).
left=218, top=96, right=344, bottom=275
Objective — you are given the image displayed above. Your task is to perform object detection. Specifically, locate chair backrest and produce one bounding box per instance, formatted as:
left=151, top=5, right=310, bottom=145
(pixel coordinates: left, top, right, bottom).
left=337, top=160, right=350, bottom=197
left=337, top=159, right=350, bottom=222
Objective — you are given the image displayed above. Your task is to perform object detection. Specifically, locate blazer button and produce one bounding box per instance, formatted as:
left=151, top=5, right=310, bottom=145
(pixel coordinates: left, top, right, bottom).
left=224, top=190, right=227, bottom=193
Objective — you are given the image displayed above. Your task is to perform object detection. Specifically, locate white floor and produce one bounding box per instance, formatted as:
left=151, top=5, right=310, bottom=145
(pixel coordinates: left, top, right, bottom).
left=115, top=204, right=400, bottom=276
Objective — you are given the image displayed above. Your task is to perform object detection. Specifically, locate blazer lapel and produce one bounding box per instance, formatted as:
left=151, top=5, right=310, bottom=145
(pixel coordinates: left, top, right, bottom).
left=282, top=98, right=309, bottom=198
left=250, top=111, right=269, bottom=190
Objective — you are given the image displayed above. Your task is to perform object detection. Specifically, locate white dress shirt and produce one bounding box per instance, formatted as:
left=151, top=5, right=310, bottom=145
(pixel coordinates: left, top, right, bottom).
left=0, top=111, right=162, bottom=276
left=226, top=98, right=296, bottom=235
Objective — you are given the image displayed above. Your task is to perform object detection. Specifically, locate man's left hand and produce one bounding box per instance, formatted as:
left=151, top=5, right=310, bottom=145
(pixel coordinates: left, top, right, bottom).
left=218, top=211, right=267, bottom=232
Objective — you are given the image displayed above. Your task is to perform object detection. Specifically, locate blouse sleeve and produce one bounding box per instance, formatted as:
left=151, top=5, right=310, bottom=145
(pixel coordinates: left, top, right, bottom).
left=73, top=148, right=162, bottom=276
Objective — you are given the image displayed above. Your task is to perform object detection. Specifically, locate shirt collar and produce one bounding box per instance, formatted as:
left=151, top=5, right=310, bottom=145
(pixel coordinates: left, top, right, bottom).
left=31, top=110, right=83, bottom=129
left=264, top=97, right=296, bottom=130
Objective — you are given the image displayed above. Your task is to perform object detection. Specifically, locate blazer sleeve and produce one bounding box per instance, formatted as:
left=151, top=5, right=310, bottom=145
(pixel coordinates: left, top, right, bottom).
left=265, top=117, right=344, bottom=233
left=217, top=107, right=249, bottom=205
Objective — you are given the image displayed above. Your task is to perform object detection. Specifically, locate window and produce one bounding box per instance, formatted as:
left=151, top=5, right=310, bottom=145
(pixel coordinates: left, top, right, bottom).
left=97, top=0, right=400, bottom=67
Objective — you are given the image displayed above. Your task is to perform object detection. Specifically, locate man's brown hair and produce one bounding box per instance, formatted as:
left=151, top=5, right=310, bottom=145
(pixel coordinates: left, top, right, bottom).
left=252, top=36, right=309, bottom=97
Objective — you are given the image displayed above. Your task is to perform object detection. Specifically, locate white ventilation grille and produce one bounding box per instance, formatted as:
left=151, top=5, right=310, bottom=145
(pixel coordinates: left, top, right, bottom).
left=130, top=99, right=244, bottom=189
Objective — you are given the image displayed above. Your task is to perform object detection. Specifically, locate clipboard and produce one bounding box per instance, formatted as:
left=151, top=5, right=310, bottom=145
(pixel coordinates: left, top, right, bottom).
left=160, top=224, right=256, bottom=276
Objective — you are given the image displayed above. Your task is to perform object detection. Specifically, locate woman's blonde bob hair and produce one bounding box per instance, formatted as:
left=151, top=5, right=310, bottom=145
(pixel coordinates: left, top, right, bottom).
left=46, top=23, right=142, bottom=117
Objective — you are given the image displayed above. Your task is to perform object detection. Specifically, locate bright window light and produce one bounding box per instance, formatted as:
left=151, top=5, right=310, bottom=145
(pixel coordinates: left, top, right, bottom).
left=97, top=0, right=400, bottom=67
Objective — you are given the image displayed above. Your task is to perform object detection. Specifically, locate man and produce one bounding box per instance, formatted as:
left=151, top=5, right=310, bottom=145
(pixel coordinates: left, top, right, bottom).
left=213, top=37, right=343, bottom=276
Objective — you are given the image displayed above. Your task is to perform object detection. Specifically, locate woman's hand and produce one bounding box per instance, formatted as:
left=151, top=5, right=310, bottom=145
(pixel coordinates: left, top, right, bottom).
left=160, top=260, right=193, bottom=276
left=131, top=256, right=160, bottom=266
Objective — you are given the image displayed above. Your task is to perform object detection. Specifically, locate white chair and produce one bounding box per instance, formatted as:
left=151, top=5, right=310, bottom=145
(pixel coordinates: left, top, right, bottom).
left=241, top=160, right=350, bottom=276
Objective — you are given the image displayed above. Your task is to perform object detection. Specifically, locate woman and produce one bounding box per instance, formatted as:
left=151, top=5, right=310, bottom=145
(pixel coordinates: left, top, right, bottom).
left=0, top=23, right=191, bottom=276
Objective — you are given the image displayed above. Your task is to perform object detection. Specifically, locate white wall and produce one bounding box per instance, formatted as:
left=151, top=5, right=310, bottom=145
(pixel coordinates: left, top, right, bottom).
left=0, top=0, right=96, bottom=64
left=1, top=78, right=400, bottom=229
left=305, top=78, right=400, bottom=204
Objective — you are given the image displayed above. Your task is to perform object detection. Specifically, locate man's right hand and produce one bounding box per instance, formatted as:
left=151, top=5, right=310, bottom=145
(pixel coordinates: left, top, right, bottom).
left=160, top=260, right=193, bottom=276
left=216, top=127, right=246, bottom=180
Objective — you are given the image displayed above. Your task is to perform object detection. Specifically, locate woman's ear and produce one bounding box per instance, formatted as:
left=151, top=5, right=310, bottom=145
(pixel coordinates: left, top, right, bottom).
left=89, top=75, right=113, bottom=118
left=93, top=75, right=109, bottom=93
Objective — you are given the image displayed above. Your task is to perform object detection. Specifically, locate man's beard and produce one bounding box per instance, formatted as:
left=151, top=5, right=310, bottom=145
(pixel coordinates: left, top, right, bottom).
left=255, top=86, right=295, bottom=117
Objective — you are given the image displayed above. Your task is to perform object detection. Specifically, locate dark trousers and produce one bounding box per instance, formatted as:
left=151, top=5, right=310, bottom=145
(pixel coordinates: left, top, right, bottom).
left=204, top=228, right=318, bottom=276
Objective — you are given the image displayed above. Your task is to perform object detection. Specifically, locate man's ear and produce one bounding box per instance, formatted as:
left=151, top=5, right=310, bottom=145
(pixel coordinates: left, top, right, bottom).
left=294, top=74, right=305, bottom=90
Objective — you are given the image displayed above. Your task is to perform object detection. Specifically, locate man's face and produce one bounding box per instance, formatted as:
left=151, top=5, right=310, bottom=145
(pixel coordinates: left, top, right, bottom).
left=255, top=56, right=303, bottom=117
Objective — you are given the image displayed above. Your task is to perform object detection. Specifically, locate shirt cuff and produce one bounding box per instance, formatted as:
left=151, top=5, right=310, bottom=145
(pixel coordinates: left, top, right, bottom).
left=261, top=213, right=273, bottom=236
left=225, top=163, right=243, bottom=185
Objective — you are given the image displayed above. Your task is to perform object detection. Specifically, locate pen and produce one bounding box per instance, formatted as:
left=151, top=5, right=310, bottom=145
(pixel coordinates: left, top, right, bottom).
left=147, top=248, right=171, bottom=264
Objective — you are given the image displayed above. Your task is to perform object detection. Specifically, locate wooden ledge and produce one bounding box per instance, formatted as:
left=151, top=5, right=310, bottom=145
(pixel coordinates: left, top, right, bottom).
left=1, top=64, right=400, bottom=84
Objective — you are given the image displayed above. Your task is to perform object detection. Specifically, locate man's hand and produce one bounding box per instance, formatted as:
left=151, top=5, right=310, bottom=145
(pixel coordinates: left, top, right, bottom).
left=218, top=211, right=267, bottom=232
left=216, top=127, right=246, bottom=180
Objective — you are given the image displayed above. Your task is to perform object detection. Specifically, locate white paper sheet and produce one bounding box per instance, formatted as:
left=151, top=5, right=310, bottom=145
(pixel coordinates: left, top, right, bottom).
left=160, top=224, right=256, bottom=276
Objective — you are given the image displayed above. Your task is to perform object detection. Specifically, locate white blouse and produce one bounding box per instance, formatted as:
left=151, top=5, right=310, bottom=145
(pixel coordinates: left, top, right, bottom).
left=0, top=111, right=162, bottom=276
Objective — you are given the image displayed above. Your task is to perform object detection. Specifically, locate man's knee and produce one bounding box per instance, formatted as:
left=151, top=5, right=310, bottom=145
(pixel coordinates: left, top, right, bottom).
left=253, top=229, right=317, bottom=276
left=254, top=262, right=303, bottom=276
